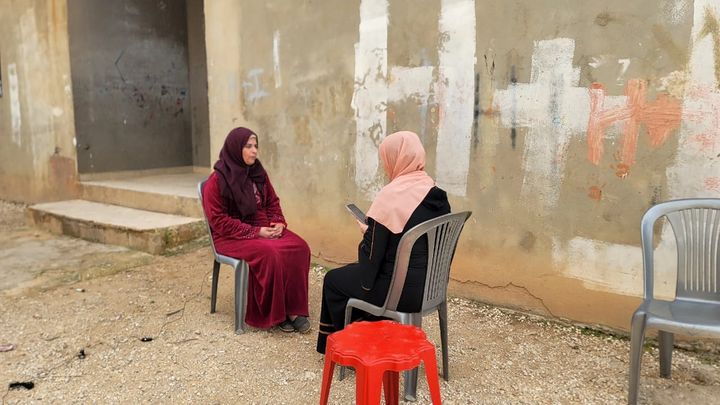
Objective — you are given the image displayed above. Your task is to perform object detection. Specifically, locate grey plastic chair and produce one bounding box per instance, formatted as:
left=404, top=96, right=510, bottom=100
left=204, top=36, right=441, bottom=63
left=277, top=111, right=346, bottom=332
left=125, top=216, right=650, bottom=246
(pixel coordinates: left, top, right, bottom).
left=197, top=180, right=250, bottom=334
left=340, top=211, right=472, bottom=401
left=628, top=198, right=720, bottom=404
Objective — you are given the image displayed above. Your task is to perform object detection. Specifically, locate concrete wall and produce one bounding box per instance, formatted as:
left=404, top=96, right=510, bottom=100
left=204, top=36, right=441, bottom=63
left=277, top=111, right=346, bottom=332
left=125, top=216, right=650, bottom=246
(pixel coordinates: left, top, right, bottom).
left=1, top=0, right=718, bottom=331
left=187, top=0, right=210, bottom=168
left=67, top=0, right=192, bottom=173
left=0, top=0, right=77, bottom=202
left=205, top=0, right=720, bottom=331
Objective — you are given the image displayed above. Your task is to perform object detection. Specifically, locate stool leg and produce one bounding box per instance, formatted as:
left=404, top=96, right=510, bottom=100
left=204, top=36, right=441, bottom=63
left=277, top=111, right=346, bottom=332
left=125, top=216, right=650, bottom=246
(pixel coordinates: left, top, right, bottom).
left=383, top=371, right=399, bottom=405
left=356, top=368, right=384, bottom=405
left=319, top=357, right=336, bottom=405
left=422, top=350, right=442, bottom=405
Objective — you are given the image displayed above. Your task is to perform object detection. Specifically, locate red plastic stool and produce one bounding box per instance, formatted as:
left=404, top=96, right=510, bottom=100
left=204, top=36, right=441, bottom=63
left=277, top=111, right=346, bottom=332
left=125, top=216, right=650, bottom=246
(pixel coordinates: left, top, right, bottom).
left=319, top=320, right=442, bottom=405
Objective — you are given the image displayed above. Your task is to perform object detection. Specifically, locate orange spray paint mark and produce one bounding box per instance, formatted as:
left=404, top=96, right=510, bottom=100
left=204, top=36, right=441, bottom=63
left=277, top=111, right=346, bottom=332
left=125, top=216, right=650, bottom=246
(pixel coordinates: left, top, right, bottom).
left=587, top=79, right=682, bottom=167
left=690, top=132, right=720, bottom=153
left=705, top=177, right=720, bottom=192
left=614, top=164, right=630, bottom=179
left=588, top=186, right=603, bottom=201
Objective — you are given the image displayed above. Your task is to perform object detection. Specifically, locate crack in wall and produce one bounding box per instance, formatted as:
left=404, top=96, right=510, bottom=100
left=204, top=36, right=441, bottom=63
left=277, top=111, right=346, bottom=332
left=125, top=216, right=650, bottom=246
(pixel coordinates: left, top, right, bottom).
left=450, top=277, right=558, bottom=318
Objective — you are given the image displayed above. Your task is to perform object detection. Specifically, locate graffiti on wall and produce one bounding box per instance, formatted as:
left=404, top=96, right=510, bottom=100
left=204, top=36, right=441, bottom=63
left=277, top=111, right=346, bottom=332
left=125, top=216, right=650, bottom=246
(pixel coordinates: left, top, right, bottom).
left=587, top=80, right=682, bottom=177
left=352, top=0, right=720, bottom=206
left=273, top=30, right=282, bottom=89
left=493, top=38, right=586, bottom=209
left=352, top=0, right=476, bottom=197
left=554, top=0, right=720, bottom=297
left=493, top=37, right=691, bottom=206
left=243, top=68, right=269, bottom=103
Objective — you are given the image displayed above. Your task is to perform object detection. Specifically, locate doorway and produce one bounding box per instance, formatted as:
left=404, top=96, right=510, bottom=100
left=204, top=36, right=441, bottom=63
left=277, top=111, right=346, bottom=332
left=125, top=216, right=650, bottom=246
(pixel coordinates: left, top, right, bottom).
left=67, top=0, right=209, bottom=174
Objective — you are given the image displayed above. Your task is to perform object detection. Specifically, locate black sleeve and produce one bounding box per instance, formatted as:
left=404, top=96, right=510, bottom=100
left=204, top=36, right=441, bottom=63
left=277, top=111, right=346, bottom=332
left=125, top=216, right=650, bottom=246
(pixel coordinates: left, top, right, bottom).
left=357, top=217, right=391, bottom=291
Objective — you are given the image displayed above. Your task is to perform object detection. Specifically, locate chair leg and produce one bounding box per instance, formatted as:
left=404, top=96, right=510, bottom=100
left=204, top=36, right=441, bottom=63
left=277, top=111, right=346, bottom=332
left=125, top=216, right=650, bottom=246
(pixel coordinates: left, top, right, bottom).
left=210, top=261, right=220, bottom=313
left=628, top=310, right=647, bottom=405
left=234, top=262, right=249, bottom=334
left=339, top=304, right=356, bottom=381
left=438, top=301, right=449, bottom=381
left=338, top=366, right=346, bottom=381
left=403, top=368, right=419, bottom=401
left=403, top=313, right=423, bottom=401
left=658, top=330, right=674, bottom=378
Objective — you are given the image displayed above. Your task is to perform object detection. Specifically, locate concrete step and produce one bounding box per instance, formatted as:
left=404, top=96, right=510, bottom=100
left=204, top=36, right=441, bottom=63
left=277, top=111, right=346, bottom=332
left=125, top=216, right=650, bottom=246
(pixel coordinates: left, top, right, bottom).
left=80, top=172, right=208, bottom=218
left=27, top=200, right=205, bottom=255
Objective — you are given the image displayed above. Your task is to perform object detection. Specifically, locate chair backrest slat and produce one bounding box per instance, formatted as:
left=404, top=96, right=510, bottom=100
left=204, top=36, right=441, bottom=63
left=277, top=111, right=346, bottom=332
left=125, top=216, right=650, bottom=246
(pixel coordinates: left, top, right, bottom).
left=197, top=180, right=220, bottom=258
left=644, top=199, right=720, bottom=302
left=384, top=211, right=471, bottom=311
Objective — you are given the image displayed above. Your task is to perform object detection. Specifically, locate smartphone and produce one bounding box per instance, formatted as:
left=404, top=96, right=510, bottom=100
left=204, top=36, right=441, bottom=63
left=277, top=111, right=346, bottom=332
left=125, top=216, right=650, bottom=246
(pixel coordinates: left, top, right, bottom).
left=345, top=203, right=367, bottom=223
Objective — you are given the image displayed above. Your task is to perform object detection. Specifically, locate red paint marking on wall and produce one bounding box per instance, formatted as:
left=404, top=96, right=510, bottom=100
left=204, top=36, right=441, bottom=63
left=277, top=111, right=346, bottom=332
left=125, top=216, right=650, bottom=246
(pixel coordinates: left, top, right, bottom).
left=689, top=132, right=720, bottom=153
left=588, top=185, right=603, bottom=201
left=614, top=163, right=630, bottom=179
left=587, top=79, right=682, bottom=169
left=705, top=177, right=720, bottom=192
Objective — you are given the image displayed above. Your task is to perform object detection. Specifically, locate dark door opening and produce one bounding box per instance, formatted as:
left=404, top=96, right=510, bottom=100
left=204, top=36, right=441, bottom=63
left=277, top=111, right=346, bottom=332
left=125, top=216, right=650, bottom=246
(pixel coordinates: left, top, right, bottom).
left=68, top=0, right=209, bottom=174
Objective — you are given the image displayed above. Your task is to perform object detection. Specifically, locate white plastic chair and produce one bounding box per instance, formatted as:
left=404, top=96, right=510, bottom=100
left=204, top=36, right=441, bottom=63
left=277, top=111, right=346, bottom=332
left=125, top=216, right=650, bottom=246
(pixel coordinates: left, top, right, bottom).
left=341, top=211, right=472, bottom=401
left=628, top=198, right=720, bottom=404
left=197, top=180, right=250, bottom=334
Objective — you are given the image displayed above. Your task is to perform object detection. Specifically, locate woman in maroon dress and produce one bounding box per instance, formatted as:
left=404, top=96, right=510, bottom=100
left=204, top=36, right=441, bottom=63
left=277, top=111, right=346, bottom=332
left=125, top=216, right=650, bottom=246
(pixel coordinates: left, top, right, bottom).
left=202, top=127, right=311, bottom=333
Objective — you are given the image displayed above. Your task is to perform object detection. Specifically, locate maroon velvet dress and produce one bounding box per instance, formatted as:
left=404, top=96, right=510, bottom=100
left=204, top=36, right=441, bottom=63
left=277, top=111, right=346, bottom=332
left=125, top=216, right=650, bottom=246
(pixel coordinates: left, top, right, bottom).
left=202, top=171, right=310, bottom=329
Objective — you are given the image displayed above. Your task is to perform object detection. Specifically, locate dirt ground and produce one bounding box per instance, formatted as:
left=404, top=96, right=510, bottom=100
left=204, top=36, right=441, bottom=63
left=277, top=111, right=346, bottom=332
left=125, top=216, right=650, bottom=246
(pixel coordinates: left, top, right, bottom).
left=1, top=200, right=720, bottom=404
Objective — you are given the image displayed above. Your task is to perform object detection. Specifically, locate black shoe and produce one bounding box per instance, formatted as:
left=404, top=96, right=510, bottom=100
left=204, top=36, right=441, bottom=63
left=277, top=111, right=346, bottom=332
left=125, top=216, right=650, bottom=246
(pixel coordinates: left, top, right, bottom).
left=291, top=316, right=311, bottom=333
left=278, top=319, right=295, bottom=333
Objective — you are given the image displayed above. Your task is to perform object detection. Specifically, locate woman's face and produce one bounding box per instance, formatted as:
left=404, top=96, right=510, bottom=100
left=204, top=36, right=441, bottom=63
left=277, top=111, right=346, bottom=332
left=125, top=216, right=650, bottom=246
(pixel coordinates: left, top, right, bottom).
left=242, top=135, right=258, bottom=165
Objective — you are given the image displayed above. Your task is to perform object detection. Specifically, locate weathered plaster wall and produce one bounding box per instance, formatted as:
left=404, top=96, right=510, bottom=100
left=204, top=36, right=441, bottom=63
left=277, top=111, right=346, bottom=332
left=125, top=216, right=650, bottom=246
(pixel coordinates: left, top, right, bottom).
left=1, top=0, right=715, bottom=332
left=205, top=0, right=244, bottom=165
left=0, top=0, right=77, bottom=202
left=205, top=0, right=720, bottom=331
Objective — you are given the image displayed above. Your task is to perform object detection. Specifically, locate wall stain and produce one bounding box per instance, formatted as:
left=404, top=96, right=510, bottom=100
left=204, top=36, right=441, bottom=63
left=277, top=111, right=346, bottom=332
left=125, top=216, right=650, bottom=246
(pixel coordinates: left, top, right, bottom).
left=595, top=12, right=613, bottom=27
left=699, top=7, right=720, bottom=90
left=588, top=185, right=603, bottom=201
left=705, top=176, right=720, bottom=192
left=519, top=231, right=536, bottom=251
left=651, top=24, right=686, bottom=65
left=509, top=65, right=518, bottom=149
left=650, top=185, right=662, bottom=206
left=48, top=155, right=78, bottom=197
left=292, top=116, right=312, bottom=146
left=472, top=71, right=480, bottom=148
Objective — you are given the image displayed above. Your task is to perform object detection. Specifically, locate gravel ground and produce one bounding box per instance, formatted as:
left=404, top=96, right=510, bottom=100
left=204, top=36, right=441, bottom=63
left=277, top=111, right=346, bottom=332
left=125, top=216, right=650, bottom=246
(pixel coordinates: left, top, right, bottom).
left=0, top=201, right=26, bottom=231
left=1, top=200, right=719, bottom=404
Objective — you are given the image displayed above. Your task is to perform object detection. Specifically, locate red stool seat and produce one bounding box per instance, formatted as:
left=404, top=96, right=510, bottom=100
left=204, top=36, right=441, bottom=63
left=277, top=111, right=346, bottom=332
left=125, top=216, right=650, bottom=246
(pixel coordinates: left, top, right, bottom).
left=319, top=320, right=442, bottom=405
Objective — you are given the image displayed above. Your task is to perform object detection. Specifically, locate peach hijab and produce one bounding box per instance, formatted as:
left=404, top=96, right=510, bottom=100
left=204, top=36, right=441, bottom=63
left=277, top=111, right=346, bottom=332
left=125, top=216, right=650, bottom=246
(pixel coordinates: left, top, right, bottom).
left=366, top=131, right=435, bottom=233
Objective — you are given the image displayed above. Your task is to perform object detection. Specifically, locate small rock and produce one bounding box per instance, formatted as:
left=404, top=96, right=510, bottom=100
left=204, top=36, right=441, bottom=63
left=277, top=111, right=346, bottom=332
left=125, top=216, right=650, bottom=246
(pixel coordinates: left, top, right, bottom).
left=0, top=343, right=15, bottom=352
